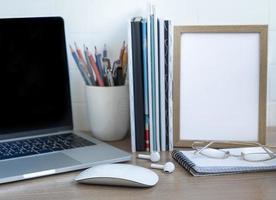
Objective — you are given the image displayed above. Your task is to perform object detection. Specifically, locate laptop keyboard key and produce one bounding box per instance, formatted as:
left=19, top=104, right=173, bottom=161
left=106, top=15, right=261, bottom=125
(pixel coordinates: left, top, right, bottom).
left=0, top=133, right=95, bottom=160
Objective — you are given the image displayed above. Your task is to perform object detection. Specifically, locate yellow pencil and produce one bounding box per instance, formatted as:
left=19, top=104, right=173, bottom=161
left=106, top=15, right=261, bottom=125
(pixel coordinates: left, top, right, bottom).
left=122, top=45, right=128, bottom=75
left=119, top=41, right=125, bottom=65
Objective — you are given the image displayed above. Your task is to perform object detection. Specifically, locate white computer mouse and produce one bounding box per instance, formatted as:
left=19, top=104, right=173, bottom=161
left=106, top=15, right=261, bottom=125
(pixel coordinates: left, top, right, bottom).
left=75, top=164, right=159, bottom=187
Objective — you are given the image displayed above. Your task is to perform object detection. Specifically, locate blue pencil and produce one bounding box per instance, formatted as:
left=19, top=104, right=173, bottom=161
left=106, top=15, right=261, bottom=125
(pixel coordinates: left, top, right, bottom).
left=70, top=45, right=92, bottom=85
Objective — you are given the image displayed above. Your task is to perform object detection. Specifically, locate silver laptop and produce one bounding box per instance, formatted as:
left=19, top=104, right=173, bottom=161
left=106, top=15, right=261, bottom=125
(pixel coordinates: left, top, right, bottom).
left=0, top=17, right=131, bottom=184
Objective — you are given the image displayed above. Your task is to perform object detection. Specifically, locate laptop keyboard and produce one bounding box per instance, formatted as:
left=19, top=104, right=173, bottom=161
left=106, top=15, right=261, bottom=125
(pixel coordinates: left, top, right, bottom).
left=0, top=133, right=95, bottom=160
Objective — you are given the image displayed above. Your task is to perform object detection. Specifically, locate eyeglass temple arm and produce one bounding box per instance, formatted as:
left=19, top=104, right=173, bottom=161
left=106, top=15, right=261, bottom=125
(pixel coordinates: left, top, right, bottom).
left=259, top=144, right=276, bottom=158
left=193, top=141, right=215, bottom=154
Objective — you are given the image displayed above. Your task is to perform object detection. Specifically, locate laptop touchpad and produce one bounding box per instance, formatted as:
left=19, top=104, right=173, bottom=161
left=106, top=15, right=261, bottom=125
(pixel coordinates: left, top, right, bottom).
left=0, top=153, right=81, bottom=179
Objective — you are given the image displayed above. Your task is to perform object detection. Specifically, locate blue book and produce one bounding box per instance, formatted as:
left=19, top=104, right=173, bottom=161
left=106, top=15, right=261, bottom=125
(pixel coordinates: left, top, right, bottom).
left=150, top=14, right=157, bottom=151
left=141, top=19, right=150, bottom=151
left=131, top=17, right=146, bottom=151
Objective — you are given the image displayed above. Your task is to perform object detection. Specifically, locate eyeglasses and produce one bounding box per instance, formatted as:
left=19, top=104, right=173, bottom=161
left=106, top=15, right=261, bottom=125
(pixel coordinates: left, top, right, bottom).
left=192, top=141, right=276, bottom=162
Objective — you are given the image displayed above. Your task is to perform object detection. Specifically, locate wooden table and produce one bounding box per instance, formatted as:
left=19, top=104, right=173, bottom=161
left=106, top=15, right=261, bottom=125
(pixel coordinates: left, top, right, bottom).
left=0, top=128, right=276, bottom=200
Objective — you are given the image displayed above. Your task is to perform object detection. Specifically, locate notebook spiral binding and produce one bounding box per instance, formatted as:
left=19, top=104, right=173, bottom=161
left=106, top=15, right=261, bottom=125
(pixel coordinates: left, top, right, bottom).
left=172, top=150, right=196, bottom=172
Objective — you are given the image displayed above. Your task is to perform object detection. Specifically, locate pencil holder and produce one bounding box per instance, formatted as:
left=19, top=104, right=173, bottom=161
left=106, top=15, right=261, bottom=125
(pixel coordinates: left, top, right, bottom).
left=85, top=85, right=130, bottom=141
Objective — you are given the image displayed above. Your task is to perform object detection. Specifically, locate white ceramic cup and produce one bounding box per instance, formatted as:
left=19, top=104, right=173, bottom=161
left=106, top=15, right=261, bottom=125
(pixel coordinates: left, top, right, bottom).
left=85, top=85, right=130, bottom=141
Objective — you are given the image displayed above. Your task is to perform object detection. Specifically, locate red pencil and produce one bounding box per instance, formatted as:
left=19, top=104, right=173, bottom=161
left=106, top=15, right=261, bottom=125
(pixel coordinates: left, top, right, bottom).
left=74, top=42, right=86, bottom=64
left=87, top=47, right=105, bottom=87
left=74, top=42, right=90, bottom=76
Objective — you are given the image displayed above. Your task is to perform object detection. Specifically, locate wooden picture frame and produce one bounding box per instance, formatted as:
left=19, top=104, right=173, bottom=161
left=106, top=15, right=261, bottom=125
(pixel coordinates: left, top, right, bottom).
left=173, top=25, right=268, bottom=147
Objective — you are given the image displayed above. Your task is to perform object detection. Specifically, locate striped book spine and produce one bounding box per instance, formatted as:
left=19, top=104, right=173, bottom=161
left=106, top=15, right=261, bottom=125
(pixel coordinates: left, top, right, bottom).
left=141, top=19, right=150, bottom=151
left=145, top=122, right=150, bottom=151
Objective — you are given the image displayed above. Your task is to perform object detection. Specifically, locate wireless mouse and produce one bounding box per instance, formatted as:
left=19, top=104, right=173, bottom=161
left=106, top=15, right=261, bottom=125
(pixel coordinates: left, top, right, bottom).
left=75, top=164, right=159, bottom=187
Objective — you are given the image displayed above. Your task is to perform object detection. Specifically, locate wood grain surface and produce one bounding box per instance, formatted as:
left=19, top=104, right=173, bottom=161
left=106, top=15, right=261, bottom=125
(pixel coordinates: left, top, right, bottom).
left=0, top=128, right=275, bottom=200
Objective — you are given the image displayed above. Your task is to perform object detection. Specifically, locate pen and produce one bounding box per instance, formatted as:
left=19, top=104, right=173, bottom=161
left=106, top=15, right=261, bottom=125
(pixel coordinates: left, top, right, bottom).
left=112, top=60, right=120, bottom=77
left=95, top=46, right=105, bottom=79
left=102, top=57, right=111, bottom=74
left=70, top=45, right=92, bottom=85
left=103, top=44, right=107, bottom=58
left=87, top=47, right=105, bottom=87
left=107, top=69, right=114, bottom=86
left=114, top=67, right=124, bottom=86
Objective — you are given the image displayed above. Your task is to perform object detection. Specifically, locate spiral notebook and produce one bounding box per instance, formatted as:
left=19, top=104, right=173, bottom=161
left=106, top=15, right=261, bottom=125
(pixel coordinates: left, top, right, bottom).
left=172, top=147, right=276, bottom=176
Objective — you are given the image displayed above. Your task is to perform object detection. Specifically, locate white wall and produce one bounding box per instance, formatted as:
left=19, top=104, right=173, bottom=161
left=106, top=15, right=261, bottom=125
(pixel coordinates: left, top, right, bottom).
left=0, top=0, right=275, bottom=130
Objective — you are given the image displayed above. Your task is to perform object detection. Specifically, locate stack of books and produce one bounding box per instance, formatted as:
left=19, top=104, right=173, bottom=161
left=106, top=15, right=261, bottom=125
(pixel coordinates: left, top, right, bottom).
left=128, top=6, right=173, bottom=152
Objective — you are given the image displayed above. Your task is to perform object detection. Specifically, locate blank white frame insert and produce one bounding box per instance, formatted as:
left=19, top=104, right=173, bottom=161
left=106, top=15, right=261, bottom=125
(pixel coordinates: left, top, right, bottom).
left=173, top=26, right=268, bottom=147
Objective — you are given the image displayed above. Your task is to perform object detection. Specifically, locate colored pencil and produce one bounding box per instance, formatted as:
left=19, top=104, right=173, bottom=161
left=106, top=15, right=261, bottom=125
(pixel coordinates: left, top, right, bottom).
left=84, top=46, right=96, bottom=85
left=122, top=45, right=128, bottom=76
left=74, top=42, right=92, bottom=80
left=119, top=41, right=125, bottom=65
left=70, top=45, right=92, bottom=85
left=95, top=46, right=105, bottom=79
left=87, top=47, right=105, bottom=86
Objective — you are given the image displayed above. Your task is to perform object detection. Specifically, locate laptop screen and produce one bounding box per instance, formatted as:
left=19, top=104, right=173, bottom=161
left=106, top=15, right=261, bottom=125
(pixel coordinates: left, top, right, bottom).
left=0, top=17, right=73, bottom=135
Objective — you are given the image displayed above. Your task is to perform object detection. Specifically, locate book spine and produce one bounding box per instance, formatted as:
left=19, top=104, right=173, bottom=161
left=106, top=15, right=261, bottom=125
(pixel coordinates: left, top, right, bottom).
left=164, top=20, right=169, bottom=151
left=168, top=20, right=174, bottom=151
left=141, top=19, right=150, bottom=152
left=154, top=8, right=160, bottom=152
left=147, top=13, right=154, bottom=153
left=159, top=19, right=166, bottom=152
left=131, top=19, right=145, bottom=151
left=128, top=20, right=136, bottom=152
left=150, top=13, right=157, bottom=152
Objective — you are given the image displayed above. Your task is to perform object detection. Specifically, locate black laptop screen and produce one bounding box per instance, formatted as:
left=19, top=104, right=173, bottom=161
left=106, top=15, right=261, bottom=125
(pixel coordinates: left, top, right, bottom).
left=0, top=17, right=73, bottom=135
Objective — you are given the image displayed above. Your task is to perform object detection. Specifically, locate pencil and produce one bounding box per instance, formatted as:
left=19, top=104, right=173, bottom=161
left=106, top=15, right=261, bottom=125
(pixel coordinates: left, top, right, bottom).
left=119, top=41, right=125, bottom=65
left=95, top=46, right=105, bottom=79
left=74, top=42, right=86, bottom=64
left=84, top=45, right=96, bottom=85
left=87, top=47, right=105, bottom=87
left=74, top=42, right=91, bottom=78
left=70, top=45, right=92, bottom=85
left=122, top=45, right=128, bottom=75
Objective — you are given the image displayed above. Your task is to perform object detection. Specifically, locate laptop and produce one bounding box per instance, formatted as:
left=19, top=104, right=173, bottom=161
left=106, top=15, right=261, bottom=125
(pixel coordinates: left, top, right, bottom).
left=0, top=17, right=131, bottom=184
